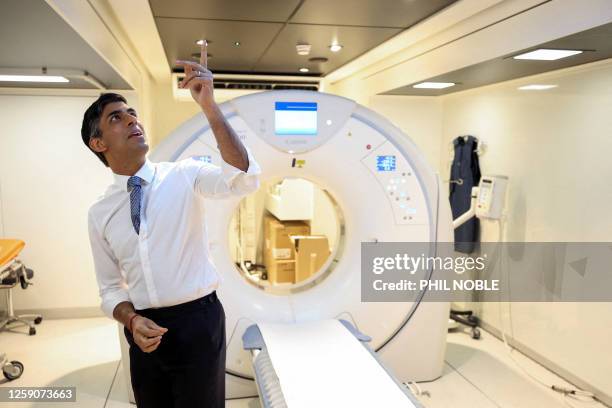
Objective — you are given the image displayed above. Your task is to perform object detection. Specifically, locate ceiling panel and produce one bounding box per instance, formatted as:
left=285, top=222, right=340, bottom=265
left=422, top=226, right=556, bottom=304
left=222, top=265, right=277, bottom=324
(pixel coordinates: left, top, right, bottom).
left=385, top=22, right=612, bottom=96
left=291, top=0, right=458, bottom=28
left=149, top=0, right=300, bottom=22
left=254, top=24, right=401, bottom=74
left=156, top=18, right=284, bottom=72
left=0, top=0, right=131, bottom=89
left=152, top=0, right=459, bottom=76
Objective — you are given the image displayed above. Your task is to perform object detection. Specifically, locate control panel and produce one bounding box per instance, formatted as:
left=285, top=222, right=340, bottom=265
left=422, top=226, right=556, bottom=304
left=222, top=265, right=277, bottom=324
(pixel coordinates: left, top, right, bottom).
left=475, top=175, right=508, bottom=219
left=361, top=141, right=428, bottom=225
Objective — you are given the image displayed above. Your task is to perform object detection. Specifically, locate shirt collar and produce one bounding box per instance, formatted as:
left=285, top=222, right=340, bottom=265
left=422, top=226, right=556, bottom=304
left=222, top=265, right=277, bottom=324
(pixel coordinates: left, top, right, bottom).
left=112, top=159, right=155, bottom=192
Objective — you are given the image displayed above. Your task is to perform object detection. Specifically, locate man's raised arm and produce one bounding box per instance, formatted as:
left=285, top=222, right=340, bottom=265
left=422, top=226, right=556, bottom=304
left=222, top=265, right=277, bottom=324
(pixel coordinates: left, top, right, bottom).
left=176, top=41, right=249, bottom=171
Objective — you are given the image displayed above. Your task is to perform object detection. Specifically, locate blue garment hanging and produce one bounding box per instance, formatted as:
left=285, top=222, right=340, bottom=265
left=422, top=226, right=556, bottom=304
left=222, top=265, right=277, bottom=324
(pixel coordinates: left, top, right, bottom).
left=449, top=136, right=481, bottom=253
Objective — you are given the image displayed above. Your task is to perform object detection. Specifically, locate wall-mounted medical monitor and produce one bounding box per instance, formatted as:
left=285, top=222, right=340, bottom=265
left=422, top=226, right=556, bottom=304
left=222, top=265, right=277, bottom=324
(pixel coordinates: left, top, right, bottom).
left=376, top=155, right=396, bottom=171
left=275, top=102, right=317, bottom=135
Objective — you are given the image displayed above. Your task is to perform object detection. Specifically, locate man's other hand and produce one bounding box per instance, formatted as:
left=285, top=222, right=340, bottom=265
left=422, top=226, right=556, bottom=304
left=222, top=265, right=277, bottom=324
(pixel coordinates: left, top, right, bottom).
left=132, top=315, right=168, bottom=353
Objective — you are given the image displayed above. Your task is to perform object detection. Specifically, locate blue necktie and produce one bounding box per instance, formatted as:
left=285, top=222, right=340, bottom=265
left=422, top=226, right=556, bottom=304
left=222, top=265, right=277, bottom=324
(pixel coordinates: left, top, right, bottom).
left=127, top=176, right=143, bottom=235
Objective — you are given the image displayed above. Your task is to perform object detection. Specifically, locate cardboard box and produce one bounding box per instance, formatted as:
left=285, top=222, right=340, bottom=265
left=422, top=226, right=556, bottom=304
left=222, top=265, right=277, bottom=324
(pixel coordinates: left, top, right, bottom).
left=292, top=235, right=330, bottom=283
left=263, top=215, right=310, bottom=284
left=266, top=260, right=295, bottom=284
left=264, top=215, right=309, bottom=261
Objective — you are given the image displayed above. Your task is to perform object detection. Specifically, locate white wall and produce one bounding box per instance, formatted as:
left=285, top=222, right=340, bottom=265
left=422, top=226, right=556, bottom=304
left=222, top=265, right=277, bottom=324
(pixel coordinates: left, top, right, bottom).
left=150, top=78, right=202, bottom=147
left=0, top=91, right=138, bottom=316
left=366, top=59, right=612, bottom=402
left=440, top=60, right=612, bottom=401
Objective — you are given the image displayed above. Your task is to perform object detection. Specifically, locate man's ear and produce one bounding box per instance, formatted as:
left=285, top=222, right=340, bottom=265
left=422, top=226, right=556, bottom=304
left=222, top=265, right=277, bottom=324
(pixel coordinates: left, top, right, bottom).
left=89, top=136, right=107, bottom=154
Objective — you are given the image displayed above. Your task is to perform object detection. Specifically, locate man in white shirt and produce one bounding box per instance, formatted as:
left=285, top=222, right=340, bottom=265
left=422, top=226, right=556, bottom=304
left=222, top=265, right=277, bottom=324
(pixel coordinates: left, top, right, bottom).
left=83, top=43, right=259, bottom=407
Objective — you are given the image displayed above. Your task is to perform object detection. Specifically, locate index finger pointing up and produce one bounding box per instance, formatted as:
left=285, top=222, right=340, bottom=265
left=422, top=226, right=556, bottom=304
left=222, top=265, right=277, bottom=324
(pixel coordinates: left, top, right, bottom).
left=200, top=40, right=208, bottom=69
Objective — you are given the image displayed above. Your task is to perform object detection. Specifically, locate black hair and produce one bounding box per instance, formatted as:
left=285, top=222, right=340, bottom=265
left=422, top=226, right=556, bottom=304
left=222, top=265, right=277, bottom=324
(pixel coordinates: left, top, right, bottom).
left=81, top=93, right=127, bottom=167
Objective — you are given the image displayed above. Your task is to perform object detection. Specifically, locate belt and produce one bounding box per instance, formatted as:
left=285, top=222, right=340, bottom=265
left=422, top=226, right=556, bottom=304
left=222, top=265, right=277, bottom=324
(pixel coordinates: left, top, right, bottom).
left=135, top=291, right=218, bottom=320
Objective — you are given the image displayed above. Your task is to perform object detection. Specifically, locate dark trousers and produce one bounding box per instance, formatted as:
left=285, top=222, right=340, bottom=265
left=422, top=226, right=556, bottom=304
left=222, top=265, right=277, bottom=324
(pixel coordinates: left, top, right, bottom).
left=123, top=291, right=226, bottom=408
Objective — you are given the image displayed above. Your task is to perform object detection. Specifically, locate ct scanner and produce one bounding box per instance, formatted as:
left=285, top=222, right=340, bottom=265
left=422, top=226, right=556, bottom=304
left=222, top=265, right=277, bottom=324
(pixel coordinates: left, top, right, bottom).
left=118, top=90, right=452, bottom=403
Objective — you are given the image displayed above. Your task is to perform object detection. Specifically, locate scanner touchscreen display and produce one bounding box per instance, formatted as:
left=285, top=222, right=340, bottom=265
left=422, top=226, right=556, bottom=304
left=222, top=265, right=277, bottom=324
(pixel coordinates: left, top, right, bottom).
left=275, top=102, right=317, bottom=135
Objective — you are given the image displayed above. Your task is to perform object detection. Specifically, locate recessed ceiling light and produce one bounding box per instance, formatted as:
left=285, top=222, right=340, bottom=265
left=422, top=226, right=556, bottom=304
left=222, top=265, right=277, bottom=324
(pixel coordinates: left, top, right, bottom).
left=513, top=49, right=583, bottom=60
left=299, top=67, right=309, bottom=73
left=296, top=43, right=312, bottom=56
left=195, top=39, right=210, bottom=46
left=234, top=41, right=241, bottom=46
left=518, top=84, right=558, bottom=90
left=413, top=82, right=455, bottom=89
left=0, top=75, right=69, bottom=83
left=329, top=44, right=343, bottom=52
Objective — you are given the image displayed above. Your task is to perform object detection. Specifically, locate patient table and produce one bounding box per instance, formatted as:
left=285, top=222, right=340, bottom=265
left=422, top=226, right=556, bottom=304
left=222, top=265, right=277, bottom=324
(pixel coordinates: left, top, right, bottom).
left=242, top=319, right=423, bottom=408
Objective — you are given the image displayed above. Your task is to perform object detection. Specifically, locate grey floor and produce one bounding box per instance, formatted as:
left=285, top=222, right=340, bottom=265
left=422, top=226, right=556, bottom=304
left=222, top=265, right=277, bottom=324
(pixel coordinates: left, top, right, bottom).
left=0, top=317, right=605, bottom=408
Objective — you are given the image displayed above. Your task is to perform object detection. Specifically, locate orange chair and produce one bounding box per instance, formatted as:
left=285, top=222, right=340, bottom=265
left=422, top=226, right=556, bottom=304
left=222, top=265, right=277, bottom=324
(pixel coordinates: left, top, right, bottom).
left=0, top=239, right=42, bottom=335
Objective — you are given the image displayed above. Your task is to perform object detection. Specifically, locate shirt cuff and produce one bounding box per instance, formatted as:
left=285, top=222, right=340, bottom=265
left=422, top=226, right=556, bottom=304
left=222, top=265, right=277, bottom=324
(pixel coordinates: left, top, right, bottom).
left=220, top=145, right=261, bottom=186
left=100, top=288, right=131, bottom=320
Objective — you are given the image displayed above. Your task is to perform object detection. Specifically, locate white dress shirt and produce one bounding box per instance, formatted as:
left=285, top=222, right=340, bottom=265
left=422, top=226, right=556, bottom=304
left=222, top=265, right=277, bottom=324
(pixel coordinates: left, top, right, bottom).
left=88, top=149, right=260, bottom=319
